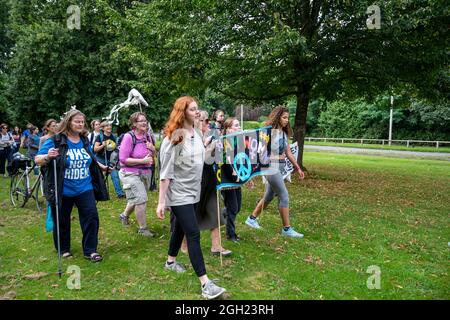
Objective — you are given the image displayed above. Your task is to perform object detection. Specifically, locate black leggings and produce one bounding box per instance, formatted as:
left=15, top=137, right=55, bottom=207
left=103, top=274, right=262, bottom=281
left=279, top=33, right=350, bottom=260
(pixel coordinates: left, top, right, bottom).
left=168, top=203, right=206, bottom=277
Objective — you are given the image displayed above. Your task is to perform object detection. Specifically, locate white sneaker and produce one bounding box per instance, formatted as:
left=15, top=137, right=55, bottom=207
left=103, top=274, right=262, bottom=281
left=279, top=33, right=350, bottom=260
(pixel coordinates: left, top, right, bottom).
left=201, top=280, right=226, bottom=300
left=138, top=227, right=155, bottom=237
left=281, top=226, right=304, bottom=238
left=245, top=216, right=261, bottom=229
left=164, top=261, right=186, bottom=273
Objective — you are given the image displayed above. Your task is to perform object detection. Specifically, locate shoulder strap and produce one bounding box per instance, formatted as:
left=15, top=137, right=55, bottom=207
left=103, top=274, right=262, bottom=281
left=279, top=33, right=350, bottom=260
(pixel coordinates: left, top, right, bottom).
left=129, top=130, right=137, bottom=150
left=53, top=133, right=62, bottom=149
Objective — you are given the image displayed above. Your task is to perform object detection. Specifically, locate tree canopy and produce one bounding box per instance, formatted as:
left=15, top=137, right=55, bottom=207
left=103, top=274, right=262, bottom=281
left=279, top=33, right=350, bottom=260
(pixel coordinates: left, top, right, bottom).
left=0, top=0, right=448, bottom=165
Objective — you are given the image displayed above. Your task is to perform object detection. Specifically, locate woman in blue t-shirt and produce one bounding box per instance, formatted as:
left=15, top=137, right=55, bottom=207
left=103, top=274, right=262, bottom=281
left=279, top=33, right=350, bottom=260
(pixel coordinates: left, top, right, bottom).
left=36, top=110, right=110, bottom=262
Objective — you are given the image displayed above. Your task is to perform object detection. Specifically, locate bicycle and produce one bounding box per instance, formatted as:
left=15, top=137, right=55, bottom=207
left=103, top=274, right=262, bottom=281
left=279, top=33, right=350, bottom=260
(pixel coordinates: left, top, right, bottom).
left=9, top=155, right=44, bottom=213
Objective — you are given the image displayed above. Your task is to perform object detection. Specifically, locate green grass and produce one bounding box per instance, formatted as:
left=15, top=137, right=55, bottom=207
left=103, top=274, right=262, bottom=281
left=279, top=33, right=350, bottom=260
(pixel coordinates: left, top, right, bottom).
left=0, top=152, right=449, bottom=300
left=305, top=141, right=450, bottom=153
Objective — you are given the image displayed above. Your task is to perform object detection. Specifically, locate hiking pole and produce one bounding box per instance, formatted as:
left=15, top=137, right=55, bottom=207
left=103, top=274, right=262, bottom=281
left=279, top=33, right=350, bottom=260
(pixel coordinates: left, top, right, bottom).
left=104, top=145, right=110, bottom=195
left=53, top=159, right=62, bottom=279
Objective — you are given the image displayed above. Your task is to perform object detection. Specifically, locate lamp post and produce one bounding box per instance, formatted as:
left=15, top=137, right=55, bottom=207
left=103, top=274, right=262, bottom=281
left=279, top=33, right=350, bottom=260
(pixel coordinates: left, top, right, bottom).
left=389, top=95, right=393, bottom=146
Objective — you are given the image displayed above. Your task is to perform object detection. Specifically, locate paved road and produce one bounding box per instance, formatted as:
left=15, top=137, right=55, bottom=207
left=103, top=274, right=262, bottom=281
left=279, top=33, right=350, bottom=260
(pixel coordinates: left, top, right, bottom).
left=304, top=145, right=450, bottom=161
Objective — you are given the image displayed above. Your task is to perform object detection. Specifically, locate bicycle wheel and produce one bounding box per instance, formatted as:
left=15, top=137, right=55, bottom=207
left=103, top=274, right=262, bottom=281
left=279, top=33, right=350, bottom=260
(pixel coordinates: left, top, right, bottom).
left=10, top=173, right=27, bottom=208
left=34, top=178, right=44, bottom=214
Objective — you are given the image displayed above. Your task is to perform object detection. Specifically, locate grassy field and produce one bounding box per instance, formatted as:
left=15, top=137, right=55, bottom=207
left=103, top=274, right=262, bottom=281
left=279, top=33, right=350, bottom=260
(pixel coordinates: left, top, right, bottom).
left=0, top=152, right=449, bottom=300
left=305, top=141, right=450, bottom=153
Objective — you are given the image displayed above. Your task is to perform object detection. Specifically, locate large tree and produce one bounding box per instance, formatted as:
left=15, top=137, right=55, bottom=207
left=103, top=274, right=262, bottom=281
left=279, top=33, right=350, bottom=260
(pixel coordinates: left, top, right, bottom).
left=4, top=0, right=146, bottom=127
left=115, top=0, right=448, bottom=166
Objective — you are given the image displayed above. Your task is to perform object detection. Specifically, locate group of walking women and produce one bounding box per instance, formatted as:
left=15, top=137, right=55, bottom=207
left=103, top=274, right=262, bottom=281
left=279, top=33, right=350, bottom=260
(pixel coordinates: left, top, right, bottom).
left=35, top=95, right=305, bottom=299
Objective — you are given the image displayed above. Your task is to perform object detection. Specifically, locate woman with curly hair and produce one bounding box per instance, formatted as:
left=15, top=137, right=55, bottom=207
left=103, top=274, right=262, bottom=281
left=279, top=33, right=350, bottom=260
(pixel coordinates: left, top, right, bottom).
left=245, top=106, right=306, bottom=238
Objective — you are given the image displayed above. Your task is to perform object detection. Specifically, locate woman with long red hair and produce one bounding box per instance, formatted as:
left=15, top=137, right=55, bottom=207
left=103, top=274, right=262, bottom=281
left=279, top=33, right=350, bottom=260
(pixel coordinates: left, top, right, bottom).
left=157, top=96, right=227, bottom=300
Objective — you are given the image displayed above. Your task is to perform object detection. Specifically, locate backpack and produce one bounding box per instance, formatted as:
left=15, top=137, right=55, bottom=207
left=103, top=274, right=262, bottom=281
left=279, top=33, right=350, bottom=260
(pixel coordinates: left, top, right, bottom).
left=118, top=130, right=153, bottom=154
left=88, top=132, right=96, bottom=147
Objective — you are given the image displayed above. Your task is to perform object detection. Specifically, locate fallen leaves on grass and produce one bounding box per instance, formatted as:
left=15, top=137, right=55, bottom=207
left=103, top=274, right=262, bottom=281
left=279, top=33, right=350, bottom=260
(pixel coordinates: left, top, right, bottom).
left=24, top=272, right=49, bottom=280
left=303, top=255, right=325, bottom=266
left=0, top=291, right=16, bottom=300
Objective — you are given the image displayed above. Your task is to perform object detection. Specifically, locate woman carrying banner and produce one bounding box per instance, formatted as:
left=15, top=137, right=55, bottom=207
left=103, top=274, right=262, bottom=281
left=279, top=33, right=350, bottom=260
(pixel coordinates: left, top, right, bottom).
left=196, top=110, right=230, bottom=255
left=157, top=96, right=227, bottom=300
left=220, top=117, right=245, bottom=242
left=118, top=112, right=155, bottom=237
left=245, top=106, right=306, bottom=238
left=35, top=110, right=109, bottom=262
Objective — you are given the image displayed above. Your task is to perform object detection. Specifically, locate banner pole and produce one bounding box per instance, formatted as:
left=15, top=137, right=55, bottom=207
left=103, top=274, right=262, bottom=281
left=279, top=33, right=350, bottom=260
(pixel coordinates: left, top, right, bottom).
left=216, top=189, right=223, bottom=267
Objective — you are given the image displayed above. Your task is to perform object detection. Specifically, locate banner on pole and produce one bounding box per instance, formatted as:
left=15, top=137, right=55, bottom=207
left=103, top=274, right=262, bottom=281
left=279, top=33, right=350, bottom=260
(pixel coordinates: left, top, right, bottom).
left=212, top=126, right=272, bottom=190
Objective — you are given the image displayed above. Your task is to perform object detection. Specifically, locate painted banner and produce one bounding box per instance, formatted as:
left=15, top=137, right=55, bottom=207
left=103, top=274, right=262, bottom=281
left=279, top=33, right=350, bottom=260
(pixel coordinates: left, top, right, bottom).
left=212, top=126, right=272, bottom=190
left=280, top=142, right=298, bottom=180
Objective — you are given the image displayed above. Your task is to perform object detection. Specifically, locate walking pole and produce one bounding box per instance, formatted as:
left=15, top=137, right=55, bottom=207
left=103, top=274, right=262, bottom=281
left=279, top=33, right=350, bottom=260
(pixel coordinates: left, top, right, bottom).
left=104, top=145, right=110, bottom=195
left=216, top=189, right=223, bottom=267
left=53, top=159, right=62, bottom=279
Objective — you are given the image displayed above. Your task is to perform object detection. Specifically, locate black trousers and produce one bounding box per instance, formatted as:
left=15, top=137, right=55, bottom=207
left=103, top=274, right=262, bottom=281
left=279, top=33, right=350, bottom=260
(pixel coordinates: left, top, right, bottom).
left=168, top=203, right=206, bottom=277
left=0, top=147, right=11, bottom=174
left=52, top=190, right=100, bottom=256
left=222, top=188, right=242, bottom=239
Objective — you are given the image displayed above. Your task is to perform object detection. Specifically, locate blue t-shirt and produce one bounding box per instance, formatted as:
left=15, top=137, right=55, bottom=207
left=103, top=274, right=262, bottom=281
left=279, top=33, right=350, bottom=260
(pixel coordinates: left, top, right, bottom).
left=22, top=129, right=30, bottom=138
left=38, top=138, right=93, bottom=197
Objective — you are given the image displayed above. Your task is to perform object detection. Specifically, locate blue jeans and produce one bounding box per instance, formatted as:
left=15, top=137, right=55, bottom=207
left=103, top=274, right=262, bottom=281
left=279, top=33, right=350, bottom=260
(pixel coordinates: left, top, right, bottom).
left=96, top=157, right=124, bottom=197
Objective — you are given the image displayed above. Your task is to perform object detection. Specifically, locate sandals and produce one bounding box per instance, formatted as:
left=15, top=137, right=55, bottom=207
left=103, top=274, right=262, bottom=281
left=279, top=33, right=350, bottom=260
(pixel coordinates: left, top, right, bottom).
left=84, top=252, right=103, bottom=262
left=211, top=249, right=232, bottom=257
left=62, top=252, right=73, bottom=258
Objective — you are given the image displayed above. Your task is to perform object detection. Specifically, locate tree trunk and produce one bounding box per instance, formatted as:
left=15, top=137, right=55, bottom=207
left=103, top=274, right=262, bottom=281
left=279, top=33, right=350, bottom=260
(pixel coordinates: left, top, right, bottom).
left=293, top=83, right=311, bottom=170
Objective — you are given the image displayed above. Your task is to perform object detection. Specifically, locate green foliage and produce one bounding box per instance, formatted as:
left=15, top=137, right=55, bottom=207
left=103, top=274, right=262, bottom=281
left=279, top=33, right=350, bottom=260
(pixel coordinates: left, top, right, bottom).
left=242, top=121, right=262, bottom=130
left=198, top=88, right=236, bottom=118
left=315, top=97, right=450, bottom=140
left=111, top=0, right=447, bottom=165
left=257, top=116, right=268, bottom=123
left=4, top=0, right=145, bottom=127
left=0, top=0, right=448, bottom=148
